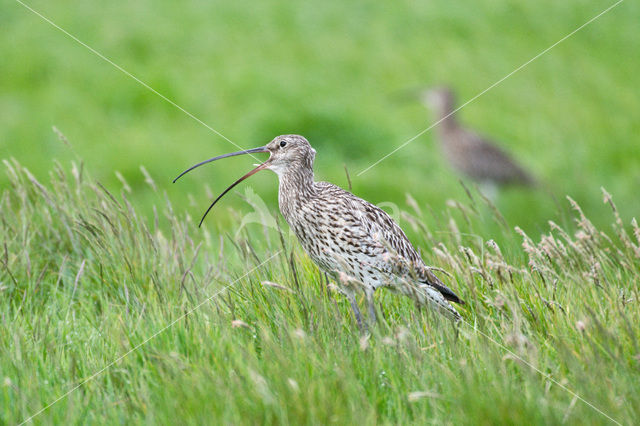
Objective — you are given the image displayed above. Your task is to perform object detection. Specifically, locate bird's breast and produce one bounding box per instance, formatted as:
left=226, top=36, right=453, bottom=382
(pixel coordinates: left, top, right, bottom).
left=279, top=199, right=389, bottom=287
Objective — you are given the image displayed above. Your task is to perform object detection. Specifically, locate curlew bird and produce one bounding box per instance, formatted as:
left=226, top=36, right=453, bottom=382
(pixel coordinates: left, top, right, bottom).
left=174, top=135, right=464, bottom=327
left=421, top=87, right=536, bottom=197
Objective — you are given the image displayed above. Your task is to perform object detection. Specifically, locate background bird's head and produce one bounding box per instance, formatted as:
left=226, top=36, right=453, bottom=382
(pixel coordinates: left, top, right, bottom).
left=420, top=86, right=456, bottom=115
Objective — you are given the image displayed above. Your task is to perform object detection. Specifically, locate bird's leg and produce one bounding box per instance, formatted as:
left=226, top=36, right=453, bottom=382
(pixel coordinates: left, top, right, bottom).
left=323, top=273, right=333, bottom=298
left=365, top=288, right=377, bottom=323
left=346, top=292, right=365, bottom=331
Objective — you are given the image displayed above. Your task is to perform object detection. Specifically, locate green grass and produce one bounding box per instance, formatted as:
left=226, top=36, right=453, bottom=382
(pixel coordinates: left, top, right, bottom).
left=1, top=159, right=639, bottom=424
left=2, top=0, right=640, bottom=423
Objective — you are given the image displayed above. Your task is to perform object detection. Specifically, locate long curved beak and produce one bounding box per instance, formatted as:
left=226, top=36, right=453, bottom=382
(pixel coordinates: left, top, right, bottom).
left=173, top=146, right=269, bottom=183
left=172, top=146, right=271, bottom=227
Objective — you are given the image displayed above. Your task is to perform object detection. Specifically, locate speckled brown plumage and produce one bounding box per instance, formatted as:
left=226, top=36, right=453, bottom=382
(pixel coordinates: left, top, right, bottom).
left=422, top=87, right=536, bottom=187
left=270, top=135, right=462, bottom=323
left=175, top=134, right=464, bottom=326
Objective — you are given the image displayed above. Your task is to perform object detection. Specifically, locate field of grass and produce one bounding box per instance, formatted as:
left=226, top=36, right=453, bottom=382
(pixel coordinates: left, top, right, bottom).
left=2, top=0, right=639, bottom=424
left=2, top=159, right=639, bottom=424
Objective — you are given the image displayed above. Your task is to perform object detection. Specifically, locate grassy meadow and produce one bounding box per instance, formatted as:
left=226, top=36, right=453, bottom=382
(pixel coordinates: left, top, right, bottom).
left=1, top=0, right=639, bottom=424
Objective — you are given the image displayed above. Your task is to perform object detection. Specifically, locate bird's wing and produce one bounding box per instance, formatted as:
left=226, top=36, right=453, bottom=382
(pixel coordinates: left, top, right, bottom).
left=313, top=182, right=463, bottom=304
left=464, top=131, right=535, bottom=186
left=312, top=182, right=419, bottom=260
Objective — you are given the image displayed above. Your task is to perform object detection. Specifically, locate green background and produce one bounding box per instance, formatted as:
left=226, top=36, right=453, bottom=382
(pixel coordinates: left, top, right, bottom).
left=2, top=0, right=638, bottom=236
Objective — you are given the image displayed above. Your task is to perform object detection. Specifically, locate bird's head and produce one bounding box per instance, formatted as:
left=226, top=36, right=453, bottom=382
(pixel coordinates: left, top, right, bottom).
left=264, top=134, right=316, bottom=176
left=173, top=134, right=315, bottom=226
left=420, top=86, right=456, bottom=114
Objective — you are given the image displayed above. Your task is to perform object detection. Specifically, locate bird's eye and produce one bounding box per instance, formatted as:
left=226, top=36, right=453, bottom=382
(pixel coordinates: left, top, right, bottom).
left=280, top=140, right=287, bottom=148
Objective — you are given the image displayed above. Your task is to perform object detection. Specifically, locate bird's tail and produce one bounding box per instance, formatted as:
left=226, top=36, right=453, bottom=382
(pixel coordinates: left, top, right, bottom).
left=398, top=282, right=461, bottom=321
left=419, top=285, right=461, bottom=320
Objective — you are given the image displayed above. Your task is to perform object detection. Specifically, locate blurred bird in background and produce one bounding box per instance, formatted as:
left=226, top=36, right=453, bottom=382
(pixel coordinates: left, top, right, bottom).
left=420, top=87, right=536, bottom=199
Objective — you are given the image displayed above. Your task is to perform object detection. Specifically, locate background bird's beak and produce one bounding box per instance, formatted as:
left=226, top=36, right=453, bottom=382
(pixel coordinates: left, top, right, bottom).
left=172, top=146, right=271, bottom=227
left=388, top=86, right=427, bottom=104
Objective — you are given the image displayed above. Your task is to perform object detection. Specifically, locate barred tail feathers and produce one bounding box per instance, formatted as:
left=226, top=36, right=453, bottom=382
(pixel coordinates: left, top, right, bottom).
left=395, top=280, right=461, bottom=320
left=418, top=284, right=461, bottom=320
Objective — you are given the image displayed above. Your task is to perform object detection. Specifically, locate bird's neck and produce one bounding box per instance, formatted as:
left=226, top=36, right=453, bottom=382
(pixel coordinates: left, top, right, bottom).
left=277, top=166, right=316, bottom=220
left=436, top=103, right=459, bottom=132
